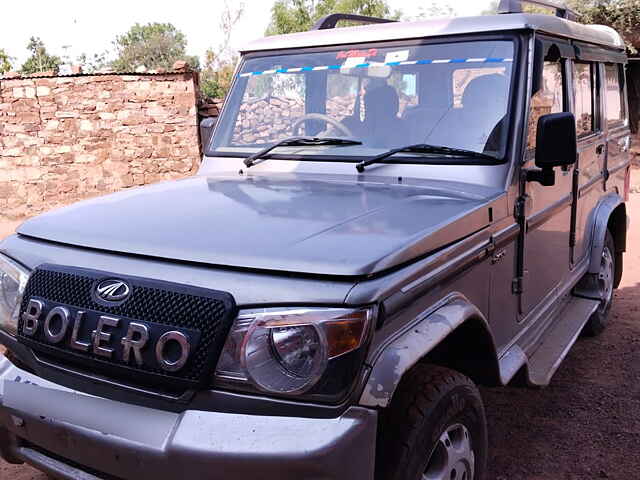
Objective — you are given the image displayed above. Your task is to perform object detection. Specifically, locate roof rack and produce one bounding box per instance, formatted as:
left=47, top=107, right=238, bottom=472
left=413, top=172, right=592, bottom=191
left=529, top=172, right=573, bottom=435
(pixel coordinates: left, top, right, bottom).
left=311, top=13, right=396, bottom=31
left=498, top=0, right=579, bottom=22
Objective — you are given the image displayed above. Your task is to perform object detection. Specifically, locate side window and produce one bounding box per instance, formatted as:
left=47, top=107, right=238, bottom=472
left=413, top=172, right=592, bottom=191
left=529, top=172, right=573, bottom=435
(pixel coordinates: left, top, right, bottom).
left=573, top=62, right=597, bottom=137
left=604, top=63, right=625, bottom=126
left=528, top=60, right=564, bottom=150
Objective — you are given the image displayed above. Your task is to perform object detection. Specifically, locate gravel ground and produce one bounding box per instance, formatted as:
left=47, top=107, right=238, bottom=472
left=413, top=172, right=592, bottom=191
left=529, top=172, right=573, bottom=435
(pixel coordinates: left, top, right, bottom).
left=1, top=194, right=638, bottom=480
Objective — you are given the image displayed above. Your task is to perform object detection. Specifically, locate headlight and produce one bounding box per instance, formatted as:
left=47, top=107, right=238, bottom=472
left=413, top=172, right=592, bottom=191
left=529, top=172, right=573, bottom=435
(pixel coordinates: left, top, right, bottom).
left=0, top=254, right=30, bottom=336
left=215, top=307, right=374, bottom=399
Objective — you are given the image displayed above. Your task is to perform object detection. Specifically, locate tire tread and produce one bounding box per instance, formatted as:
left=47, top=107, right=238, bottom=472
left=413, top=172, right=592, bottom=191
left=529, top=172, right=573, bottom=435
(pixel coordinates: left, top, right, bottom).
left=378, top=364, right=484, bottom=480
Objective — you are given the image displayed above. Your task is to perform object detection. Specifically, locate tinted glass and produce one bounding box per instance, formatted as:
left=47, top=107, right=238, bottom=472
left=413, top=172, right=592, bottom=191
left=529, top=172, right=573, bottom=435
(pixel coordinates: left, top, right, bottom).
left=574, top=62, right=595, bottom=136
left=210, top=40, right=515, bottom=161
left=604, top=64, right=624, bottom=126
left=528, top=60, right=563, bottom=149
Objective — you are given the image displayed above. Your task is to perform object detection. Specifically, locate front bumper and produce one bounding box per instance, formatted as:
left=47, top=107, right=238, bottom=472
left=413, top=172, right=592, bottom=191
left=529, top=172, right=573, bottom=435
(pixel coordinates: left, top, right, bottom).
left=0, top=355, right=377, bottom=480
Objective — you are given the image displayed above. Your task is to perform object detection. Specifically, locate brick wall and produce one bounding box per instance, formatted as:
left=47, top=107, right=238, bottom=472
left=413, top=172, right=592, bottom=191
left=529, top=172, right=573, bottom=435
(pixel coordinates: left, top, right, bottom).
left=0, top=72, right=201, bottom=220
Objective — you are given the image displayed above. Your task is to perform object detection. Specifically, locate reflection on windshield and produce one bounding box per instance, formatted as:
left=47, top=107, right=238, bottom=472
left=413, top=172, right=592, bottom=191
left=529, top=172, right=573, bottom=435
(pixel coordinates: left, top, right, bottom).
left=210, top=40, right=515, bottom=160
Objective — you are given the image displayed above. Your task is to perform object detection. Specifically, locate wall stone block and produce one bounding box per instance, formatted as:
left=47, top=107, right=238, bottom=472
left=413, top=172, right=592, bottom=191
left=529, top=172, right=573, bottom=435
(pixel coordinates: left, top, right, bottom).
left=0, top=72, right=200, bottom=220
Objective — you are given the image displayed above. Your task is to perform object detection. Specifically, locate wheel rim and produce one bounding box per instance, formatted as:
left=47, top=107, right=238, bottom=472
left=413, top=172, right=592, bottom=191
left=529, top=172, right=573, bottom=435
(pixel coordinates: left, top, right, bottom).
left=597, top=245, right=614, bottom=315
left=422, top=423, right=475, bottom=480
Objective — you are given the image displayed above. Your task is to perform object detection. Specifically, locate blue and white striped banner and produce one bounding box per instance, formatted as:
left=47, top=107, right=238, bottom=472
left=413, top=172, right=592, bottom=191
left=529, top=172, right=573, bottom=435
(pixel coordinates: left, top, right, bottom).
left=239, top=57, right=513, bottom=77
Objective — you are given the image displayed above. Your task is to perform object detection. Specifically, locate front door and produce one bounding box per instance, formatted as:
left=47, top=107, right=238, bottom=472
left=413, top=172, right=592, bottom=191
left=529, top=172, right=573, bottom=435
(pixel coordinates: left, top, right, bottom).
left=521, top=56, right=573, bottom=318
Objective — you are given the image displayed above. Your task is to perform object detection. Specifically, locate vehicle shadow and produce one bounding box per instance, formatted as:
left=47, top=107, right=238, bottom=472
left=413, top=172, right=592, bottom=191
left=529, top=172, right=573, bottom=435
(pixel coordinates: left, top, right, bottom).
left=482, top=280, right=640, bottom=480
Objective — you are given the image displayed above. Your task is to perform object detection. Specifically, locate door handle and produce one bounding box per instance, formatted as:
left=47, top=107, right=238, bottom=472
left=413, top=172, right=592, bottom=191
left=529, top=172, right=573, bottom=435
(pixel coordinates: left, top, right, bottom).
left=596, top=144, right=605, bottom=155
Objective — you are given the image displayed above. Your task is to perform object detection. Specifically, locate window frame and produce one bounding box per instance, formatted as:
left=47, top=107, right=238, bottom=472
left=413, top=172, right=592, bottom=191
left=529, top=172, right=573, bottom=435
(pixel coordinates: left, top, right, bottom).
left=527, top=57, right=567, bottom=152
left=572, top=60, right=601, bottom=139
left=603, top=62, right=626, bottom=129
left=571, top=59, right=606, bottom=141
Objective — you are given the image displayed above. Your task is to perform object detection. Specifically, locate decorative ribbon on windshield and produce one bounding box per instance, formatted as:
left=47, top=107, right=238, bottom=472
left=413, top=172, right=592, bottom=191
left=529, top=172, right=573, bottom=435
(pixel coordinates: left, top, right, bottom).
left=238, top=57, right=514, bottom=77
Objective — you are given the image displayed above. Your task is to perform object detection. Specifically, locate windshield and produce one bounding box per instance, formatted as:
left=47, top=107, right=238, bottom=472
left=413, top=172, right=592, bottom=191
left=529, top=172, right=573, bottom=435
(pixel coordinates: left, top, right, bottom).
left=209, top=39, right=515, bottom=162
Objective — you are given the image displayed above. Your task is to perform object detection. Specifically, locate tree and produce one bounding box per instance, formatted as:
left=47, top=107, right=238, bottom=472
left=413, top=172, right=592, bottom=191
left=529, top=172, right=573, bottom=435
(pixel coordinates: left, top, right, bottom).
left=569, top=0, right=640, bottom=53
left=20, top=37, right=62, bottom=75
left=76, top=51, right=109, bottom=73
left=200, top=49, right=239, bottom=99
left=200, top=1, right=245, bottom=99
left=266, top=0, right=401, bottom=36
left=110, top=23, right=199, bottom=72
left=412, top=2, right=457, bottom=20
left=567, top=0, right=640, bottom=133
left=0, top=48, right=12, bottom=74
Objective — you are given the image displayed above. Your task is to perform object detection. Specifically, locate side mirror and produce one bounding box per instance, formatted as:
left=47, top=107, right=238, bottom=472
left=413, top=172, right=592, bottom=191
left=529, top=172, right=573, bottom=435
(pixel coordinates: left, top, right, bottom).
left=200, top=117, right=218, bottom=151
left=528, top=112, right=577, bottom=186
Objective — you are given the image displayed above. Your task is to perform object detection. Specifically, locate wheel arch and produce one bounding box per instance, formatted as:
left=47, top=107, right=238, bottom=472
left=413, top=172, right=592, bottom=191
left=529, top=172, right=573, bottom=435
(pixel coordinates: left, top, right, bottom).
left=587, top=194, right=627, bottom=287
left=359, top=294, right=501, bottom=408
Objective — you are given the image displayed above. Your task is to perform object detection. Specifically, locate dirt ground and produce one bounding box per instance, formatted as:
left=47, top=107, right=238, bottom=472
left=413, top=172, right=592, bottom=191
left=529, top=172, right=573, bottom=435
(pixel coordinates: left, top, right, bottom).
left=0, top=193, right=639, bottom=480
left=483, top=191, right=640, bottom=479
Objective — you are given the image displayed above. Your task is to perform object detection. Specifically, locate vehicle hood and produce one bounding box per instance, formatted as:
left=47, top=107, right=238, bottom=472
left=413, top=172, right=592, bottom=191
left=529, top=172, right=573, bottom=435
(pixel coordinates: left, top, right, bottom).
left=17, top=174, right=499, bottom=277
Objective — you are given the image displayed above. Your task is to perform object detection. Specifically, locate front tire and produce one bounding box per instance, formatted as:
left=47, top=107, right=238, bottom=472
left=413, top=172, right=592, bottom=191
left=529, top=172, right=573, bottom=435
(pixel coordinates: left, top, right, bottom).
left=377, top=364, right=487, bottom=480
left=583, top=230, right=616, bottom=336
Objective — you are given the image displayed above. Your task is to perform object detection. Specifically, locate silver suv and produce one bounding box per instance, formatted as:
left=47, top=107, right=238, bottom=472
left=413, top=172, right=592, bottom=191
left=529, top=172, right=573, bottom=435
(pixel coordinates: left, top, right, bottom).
left=0, top=2, right=631, bottom=479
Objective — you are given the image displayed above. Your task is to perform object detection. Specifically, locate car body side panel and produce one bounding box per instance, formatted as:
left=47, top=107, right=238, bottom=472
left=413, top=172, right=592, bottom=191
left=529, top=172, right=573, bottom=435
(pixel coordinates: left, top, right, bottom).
left=586, top=193, right=626, bottom=274
left=521, top=155, right=573, bottom=316
left=359, top=294, right=497, bottom=408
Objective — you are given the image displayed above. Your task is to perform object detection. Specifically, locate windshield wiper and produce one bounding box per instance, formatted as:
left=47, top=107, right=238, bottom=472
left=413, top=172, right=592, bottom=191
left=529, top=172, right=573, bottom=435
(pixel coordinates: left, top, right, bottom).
left=244, top=136, right=362, bottom=168
left=355, top=143, right=498, bottom=172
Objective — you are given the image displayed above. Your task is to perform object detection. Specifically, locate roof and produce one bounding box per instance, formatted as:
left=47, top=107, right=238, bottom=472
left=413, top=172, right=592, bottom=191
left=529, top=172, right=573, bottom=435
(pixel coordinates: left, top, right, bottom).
left=241, top=13, right=625, bottom=53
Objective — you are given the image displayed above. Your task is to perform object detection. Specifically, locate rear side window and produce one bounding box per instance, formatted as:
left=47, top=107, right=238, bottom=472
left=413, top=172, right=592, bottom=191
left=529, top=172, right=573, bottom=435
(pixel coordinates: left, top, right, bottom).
left=573, top=62, right=596, bottom=137
left=528, top=60, right=564, bottom=150
left=604, top=64, right=625, bottom=126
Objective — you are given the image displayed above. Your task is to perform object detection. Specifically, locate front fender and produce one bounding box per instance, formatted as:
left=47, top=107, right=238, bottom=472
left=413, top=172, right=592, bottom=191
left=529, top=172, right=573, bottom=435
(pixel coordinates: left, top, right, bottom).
left=358, top=294, right=497, bottom=408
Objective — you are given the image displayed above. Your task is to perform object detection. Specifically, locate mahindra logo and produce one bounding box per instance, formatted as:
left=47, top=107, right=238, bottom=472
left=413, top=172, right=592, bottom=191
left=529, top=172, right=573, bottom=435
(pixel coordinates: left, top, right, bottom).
left=96, top=279, right=131, bottom=302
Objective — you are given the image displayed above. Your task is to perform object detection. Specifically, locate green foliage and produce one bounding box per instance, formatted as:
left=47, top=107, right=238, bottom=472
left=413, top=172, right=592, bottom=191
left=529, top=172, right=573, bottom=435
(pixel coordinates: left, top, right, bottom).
left=200, top=49, right=238, bottom=99
left=266, top=0, right=401, bottom=35
left=20, top=37, right=62, bottom=75
left=110, top=22, right=199, bottom=72
left=569, top=0, right=640, bottom=53
left=481, top=1, right=640, bottom=53
left=0, top=48, right=12, bottom=74
left=76, top=51, right=109, bottom=73
left=199, top=2, right=245, bottom=100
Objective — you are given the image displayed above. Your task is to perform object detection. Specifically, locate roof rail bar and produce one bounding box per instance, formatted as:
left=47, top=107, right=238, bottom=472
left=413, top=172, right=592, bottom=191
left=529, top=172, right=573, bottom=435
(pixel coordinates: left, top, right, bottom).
left=311, top=13, right=396, bottom=31
left=497, top=0, right=579, bottom=22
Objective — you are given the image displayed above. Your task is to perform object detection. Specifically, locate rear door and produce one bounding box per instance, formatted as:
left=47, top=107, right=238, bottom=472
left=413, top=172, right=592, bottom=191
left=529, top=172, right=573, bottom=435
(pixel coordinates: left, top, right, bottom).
left=602, top=62, right=631, bottom=203
left=570, top=59, right=606, bottom=265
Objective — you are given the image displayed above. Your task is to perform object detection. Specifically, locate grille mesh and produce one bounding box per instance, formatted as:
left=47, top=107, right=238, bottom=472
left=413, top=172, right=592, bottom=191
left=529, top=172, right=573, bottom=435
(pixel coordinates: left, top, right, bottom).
left=18, top=265, right=236, bottom=387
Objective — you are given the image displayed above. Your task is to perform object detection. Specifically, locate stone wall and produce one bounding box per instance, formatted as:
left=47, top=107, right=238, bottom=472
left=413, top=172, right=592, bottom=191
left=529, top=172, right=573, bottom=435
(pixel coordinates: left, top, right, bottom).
left=0, top=72, right=200, bottom=220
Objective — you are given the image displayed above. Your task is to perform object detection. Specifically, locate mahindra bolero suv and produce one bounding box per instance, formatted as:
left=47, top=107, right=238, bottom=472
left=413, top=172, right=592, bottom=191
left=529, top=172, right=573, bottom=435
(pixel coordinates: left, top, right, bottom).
left=0, top=2, right=632, bottom=479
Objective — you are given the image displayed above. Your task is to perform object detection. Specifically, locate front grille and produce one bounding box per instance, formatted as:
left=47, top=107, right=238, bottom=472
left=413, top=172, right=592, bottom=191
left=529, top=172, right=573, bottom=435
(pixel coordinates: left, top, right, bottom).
left=17, top=264, right=237, bottom=390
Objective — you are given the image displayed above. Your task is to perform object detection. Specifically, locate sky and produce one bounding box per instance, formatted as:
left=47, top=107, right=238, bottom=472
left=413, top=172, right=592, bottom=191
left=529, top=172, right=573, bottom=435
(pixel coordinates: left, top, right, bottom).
left=1, top=0, right=495, bottom=69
